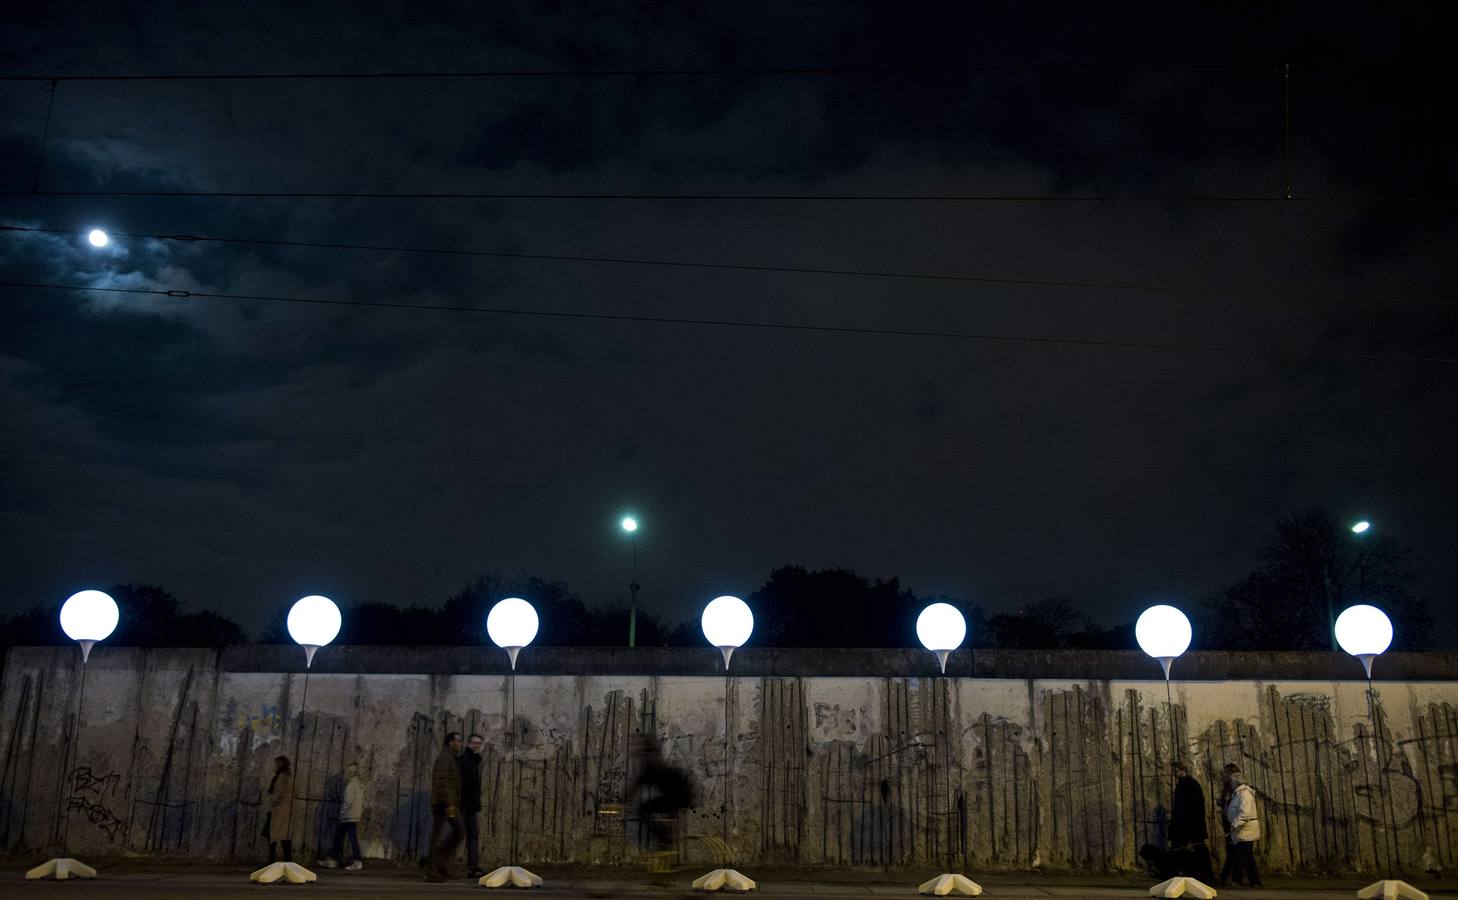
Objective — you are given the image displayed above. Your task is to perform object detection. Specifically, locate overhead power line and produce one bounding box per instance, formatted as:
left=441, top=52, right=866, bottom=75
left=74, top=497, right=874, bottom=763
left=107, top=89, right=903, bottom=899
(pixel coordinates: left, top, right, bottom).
left=0, top=62, right=1270, bottom=83
left=1, top=280, right=1454, bottom=365
left=2, top=189, right=1452, bottom=204
left=4, top=224, right=1453, bottom=309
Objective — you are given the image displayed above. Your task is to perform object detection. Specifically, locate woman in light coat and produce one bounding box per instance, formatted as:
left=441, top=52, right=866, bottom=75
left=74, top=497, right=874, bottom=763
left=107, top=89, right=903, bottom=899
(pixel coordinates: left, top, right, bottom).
left=266, top=755, right=294, bottom=861
left=320, top=762, right=366, bottom=870
left=1222, top=769, right=1263, bottom=887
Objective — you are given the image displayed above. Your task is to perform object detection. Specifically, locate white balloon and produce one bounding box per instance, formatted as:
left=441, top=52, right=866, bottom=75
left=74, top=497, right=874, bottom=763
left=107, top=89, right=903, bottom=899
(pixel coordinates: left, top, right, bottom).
left=916, top=603, right=967, bottom=653
left=701, top=595, right=753, bottom=648
left=1135, top=605, right=1192, bottom=659
left=287, top=595, right=342, bottom=647
left=1335, top=604, right=1393, bottom=657
left=59, top=590, right=119, bottom=643
left=487, top=597, right=539, bottom=649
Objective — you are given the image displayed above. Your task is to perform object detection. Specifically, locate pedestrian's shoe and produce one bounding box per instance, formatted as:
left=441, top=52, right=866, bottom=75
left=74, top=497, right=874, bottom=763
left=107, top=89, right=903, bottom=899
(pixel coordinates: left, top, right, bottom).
left=345, top=860, right=363, bottom=871
left=316, top=858, right=337, bottom=868
left=468, top=868, right=485, bottom=878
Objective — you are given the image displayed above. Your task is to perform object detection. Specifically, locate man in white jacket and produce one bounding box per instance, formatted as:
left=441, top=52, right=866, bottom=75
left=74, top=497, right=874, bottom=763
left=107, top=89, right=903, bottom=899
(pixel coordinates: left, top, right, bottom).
left=319, top=762, right=366, bottom=871
left=1223, top=769, right=1263, bottom=888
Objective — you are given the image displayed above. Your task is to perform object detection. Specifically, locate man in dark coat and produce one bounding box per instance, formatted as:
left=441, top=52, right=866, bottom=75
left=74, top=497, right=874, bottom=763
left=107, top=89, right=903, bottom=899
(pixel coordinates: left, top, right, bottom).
left=1169, top=761, right=1215, bottom=882
left=460, top=733, right=485, bottom=878
left=425, top=732, right=463, bottom=882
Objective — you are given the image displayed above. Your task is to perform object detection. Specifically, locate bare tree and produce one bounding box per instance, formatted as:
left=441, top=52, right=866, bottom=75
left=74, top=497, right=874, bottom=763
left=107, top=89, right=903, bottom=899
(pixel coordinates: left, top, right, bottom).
left=1202, top=507, right=1433, bottom=651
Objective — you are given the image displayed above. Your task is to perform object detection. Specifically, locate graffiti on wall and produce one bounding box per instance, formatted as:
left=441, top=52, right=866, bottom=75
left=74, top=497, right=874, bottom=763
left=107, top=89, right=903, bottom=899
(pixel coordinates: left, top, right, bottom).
left=66, top=767, right=128, bottom=842
left=3, top=653, right=1458, bottom=875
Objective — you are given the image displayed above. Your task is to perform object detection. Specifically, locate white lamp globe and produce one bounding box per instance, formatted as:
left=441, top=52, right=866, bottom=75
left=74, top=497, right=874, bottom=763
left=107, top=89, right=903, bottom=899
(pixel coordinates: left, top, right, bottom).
left=621, top=516, right=639, bottom=533
left=487, top=597, right=539, bottom=648
left=287, top=595, right=342, bottom=650
left=487, top=597, right=538, bottom=672
left=916, top=603, right=967, bottom=653
left=87, top=229, right=109, bottom=247
left=59, top=590, right=120, bottom=651
left=1135, top=605, right=1192, bottom=659
left=1335, top=604, right=1393, bottom=664
left=701, top=595, right=753, bottom=668
left=915, top=603, right=966, bottom=674
left=1135, top=605, right=1192, bottom=680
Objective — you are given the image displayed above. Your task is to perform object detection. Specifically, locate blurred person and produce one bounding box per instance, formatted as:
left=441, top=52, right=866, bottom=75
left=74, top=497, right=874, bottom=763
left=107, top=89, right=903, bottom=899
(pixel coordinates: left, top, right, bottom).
left=461, top=733, right=485, bottom=878
left=1223, top=769, right=1263, bottom=888
left=318, top=762, right=365, bottom=870
left=265, top=755, right=293, bottom=862
left=425, top=732, right=463, bottom=882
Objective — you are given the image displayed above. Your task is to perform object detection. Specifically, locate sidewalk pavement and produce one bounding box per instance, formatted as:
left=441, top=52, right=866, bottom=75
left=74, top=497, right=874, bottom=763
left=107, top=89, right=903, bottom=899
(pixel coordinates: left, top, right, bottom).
left=5, top=861, right=1454, bottom=898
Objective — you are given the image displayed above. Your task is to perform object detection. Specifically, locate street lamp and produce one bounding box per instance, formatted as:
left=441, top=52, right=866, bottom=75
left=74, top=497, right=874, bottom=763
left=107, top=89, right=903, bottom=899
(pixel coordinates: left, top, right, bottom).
left=86, top=229, right=108, bottom=247
left=1352, top=520, right=1371, bottom=534
left=481, top=598, right=543, bottom=889
left=914, top=603, right=980, bottom=897
left=1334, top=606, right=1425, bottom=900
left=1134, top=605, right=1211, bottom=900
left=251, top=595, right=340, bottom=885
left=26, top=591, right=119, bottom=881
left=693, top=596, right=756, bottom=893
left=621, top=516, right=640, bottom=647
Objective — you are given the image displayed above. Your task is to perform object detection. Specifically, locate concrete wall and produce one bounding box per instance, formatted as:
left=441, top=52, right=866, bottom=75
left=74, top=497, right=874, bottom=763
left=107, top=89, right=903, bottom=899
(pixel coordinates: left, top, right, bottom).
left=2, top=645, right=1457, bottom=875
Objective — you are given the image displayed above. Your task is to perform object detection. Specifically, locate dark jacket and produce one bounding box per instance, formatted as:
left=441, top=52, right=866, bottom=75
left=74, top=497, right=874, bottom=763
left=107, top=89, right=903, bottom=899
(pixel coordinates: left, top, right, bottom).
left=431, top=746, right=461, bottom=810
left=460, top=749, right=483, bottom=812
left=1170, top=774, right=1209, bottom=848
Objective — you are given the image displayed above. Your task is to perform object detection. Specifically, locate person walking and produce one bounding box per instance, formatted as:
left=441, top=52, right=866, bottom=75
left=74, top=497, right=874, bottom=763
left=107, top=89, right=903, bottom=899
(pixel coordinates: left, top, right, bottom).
left=461, top=734, right=485, bottom=878
left=1223, top=768, right=1263, bottom=888
left=628, top=733, right=696, bottom=873
left=425, top=732, right=464, bottom=882
left=265, top=755, right=294, bottom=862
left=1215, top=763, right=1239, bottom=885
left=1169, top=761, right=1214, bottom=883
left=318, top=762, right=365, bottom=870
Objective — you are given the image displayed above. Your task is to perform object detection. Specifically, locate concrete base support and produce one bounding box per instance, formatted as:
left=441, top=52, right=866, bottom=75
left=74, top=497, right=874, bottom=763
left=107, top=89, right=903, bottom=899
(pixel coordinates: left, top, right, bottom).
left=917, top=873, right=982, bottom=896
left=25, top=857, right=98, bottom=880
left=1150, top=875, right=1217, bottom=898
left=248, top=861, right=317, bottom=884
left=1357, top=880, right=1428, bottom=900
left=694, top=868, right=757, bottom=891
left=479, top=865, right=543, bottom=888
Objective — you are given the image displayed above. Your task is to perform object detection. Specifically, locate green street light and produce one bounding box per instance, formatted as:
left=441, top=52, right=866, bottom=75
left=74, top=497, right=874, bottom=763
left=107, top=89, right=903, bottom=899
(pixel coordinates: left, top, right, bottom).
left=621, top=515, right=640, bottom=647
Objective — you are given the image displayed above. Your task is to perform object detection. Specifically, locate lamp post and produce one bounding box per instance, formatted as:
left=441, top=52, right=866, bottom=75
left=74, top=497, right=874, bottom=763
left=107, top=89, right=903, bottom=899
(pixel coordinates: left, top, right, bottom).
left=1134, top=605, right=1210, bottom=900
left=914, top=603, right=980, bottom=897
left=481, top=597, right=543, bottom=889
left=622, top=516, right=640, bottom=648
left=1335, top=606, right=1425, bottom=900
left=1323, top=518, right=1374, bottom=651
left=26, top=590, right=119, bottom=881
left=693, top=596, right=755, bottom=892
left=250, top=595, right=341, bottom=885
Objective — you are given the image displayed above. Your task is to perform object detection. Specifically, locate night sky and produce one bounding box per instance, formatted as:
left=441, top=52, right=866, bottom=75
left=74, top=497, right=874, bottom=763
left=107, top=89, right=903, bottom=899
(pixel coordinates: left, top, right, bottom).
left=2, top=5, right=1455, bottom=642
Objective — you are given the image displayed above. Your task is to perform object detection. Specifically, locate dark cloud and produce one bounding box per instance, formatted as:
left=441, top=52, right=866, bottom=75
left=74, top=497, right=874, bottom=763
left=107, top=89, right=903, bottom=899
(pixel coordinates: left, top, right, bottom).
left=1, top=3, right=1455, bottom=643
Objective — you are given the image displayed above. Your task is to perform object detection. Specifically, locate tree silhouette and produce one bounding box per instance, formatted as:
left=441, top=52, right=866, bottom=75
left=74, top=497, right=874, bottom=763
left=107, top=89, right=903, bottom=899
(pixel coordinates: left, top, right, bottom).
left=985, top=598, right=1130, bottom=649
left=748, top=565, right=965, bottom=647
left=0, top=584, right=245, bottom=647
left=256, top=573, right=676, bottom=646
left=1201, top=507, right=1434, bottom=650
